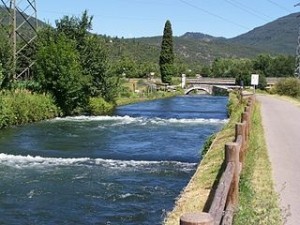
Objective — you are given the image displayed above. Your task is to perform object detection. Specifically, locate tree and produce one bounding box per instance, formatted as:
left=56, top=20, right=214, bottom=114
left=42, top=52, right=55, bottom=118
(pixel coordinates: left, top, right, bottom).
left=0, top=63, right=4, bottom=87
left=82, top=35, right=119, bottom=102
left=0, top=28, right=13, bottom=88
left=55, top=10, right=93, bottom=50
left=159, top=20, right=174, bottom=84
left=35, top=32, right=86, bottom=115
left=55, top=11, right=118, bottom=102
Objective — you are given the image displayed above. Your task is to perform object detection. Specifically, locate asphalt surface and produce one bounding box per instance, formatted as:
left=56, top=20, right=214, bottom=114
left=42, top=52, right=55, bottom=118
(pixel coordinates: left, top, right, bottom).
left=258, top=95, right=300, bottom=225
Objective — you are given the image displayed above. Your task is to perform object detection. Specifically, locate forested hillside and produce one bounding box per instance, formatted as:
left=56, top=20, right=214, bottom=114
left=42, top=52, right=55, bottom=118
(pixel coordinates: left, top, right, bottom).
left=229, top=12, right=300, bottom=55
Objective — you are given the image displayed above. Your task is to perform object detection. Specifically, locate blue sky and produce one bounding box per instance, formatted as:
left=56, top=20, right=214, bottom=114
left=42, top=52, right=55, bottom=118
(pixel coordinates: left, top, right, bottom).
left=37, top=0, right=299, bottom=38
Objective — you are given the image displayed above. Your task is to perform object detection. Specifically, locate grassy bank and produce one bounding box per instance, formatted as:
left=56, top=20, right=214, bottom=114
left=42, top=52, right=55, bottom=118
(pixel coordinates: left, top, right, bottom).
left=0, top=90, right=60, bottom=129
left=164, top=94, right=283, bottom=225
left=116, top=90, right=181, bottom=106
left=164, top=93, right=245, bottom=225
left=234, top=103, right=282, bottom=224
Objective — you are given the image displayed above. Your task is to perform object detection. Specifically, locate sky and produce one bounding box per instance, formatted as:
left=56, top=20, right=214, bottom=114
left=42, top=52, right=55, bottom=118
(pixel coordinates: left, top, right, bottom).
left=34, top=0, right=300, bottom=38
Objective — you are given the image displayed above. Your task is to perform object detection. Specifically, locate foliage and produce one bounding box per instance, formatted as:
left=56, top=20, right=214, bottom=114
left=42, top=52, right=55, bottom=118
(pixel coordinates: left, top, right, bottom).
left=253, top=54, right=294, bottom=77
left=87, top=97, right=114, bottom=115
left=159, top=20, right=175, bottom=84
left=211, top=58, right=253, bottom=85
left=0, top=90, right=60, bottom=128
left=33, top=11, right=120, bottom=114
left=227, top=92, right=242, bottom=116
left=54, top=11, right=119, bottom=103
left=0, top=28, right=13, bottom=88
left=35, top=32, right=87, bottom=115
left=81, top=35, right=119, bottom=102
left=55, top=10, right=93, bottom=50
left=0, top=63, right=4, bottom=87
left=274, top=77, right=300, bottom=97
left=201, top=133, right=216, bottom=158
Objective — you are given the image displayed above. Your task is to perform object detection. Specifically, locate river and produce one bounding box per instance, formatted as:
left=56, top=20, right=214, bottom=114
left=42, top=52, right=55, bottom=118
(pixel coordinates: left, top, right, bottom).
left=0, top=95, right=228, bottom=225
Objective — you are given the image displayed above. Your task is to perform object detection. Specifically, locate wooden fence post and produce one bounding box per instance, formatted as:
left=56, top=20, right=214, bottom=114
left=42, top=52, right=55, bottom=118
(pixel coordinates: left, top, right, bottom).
left=235, top=122, right=246, bottom=164
left=241, top=112, right=250, bottom=141
left=180, top=212, right=214, bottom=225
left=225, top=143, right=240, bottom=206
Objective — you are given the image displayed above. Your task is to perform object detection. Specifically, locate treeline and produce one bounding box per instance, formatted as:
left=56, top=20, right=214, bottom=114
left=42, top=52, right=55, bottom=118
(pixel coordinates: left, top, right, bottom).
left=199, top=54, right=295, bottom=88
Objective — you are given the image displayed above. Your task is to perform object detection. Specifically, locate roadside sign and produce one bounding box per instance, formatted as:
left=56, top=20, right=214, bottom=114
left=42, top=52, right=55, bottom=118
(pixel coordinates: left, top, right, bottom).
left=251, top=74, right=259, bottom=85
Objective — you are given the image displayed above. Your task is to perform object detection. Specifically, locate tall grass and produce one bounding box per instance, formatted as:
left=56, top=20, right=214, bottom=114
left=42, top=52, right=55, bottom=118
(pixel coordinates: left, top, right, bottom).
left=0, top=90, right=60, bottom=128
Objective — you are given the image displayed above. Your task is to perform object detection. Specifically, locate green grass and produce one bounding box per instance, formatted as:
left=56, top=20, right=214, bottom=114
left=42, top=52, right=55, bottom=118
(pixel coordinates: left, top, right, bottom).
left=233, top=103, right=282, bottom=225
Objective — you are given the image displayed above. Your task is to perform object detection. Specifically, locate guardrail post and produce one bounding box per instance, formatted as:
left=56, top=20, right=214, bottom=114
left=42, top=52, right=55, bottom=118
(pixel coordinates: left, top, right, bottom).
left=180, top=212, right=214, bottom=225
left=225, top=143, right=239, bottom=206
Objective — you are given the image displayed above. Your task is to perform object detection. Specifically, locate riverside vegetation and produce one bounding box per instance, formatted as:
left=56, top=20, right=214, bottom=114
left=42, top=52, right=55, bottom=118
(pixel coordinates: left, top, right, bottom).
left=164, top=92, right=282, bottom=225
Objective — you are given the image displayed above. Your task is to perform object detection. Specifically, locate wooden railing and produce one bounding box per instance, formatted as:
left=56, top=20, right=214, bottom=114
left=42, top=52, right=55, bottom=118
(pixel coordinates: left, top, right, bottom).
left=180, top=95, right=255, bottom=225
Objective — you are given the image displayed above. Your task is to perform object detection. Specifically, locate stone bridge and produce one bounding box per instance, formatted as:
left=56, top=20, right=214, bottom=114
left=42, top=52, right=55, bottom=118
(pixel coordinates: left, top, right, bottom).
left=183, top=77, right=237, bottom=95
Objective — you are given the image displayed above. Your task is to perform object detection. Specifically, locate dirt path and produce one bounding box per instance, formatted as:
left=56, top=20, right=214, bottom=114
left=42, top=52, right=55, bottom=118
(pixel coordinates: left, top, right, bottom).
left=258, top=95, right=300, bottom=225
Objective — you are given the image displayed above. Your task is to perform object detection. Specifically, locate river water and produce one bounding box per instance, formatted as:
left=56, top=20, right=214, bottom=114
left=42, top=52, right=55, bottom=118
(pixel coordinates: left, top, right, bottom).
left=0, top=95, right=228, bottom=225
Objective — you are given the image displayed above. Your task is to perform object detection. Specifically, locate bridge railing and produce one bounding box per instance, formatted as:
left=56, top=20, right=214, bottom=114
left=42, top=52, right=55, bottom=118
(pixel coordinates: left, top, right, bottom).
left=180, top=95, right=255, bottom=225
left=187, top=78, right=236, bottom=85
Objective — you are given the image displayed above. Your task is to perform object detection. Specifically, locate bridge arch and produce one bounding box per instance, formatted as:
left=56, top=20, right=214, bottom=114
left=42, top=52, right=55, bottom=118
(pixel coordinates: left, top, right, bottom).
left=184, top=87, right=211, bottom=95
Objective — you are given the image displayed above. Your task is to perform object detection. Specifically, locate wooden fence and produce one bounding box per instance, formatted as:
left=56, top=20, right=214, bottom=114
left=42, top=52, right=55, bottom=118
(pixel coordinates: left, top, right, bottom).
left=180, top=95, right=255, bottom=225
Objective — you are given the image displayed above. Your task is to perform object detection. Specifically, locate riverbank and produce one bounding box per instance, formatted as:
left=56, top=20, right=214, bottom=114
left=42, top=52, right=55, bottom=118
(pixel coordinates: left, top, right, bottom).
left=164, top=94, right=283, bottom=225
left=164, top=93, right=244, bottom=224
left=116, top=90, right=182, bottom=106
left=0, top=88, right=182, bottom=129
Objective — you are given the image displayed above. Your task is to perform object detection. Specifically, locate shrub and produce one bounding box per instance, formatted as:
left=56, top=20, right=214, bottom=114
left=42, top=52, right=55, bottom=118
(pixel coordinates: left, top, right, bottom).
left=227, top=92, right=240, bottom=116
left=274, top=78, right=300, bottom=98
left=88, top=97, right=114, bottom=115
left=0, top=90, right=60, bottom=129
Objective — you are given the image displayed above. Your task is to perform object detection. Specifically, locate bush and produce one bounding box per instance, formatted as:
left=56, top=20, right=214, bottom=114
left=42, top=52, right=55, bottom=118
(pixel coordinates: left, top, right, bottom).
left=0, top=90, right=60, bottom=129
left=274, top=78, right=300, bottom=97
left=88, top=97, right=114, bottom=115
left=227, top=92, right=240, bottom=116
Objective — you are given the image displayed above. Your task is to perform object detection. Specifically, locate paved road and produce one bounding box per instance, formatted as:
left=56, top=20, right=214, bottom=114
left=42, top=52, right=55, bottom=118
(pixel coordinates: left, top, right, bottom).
left=258, top=95, right=300, bottom=225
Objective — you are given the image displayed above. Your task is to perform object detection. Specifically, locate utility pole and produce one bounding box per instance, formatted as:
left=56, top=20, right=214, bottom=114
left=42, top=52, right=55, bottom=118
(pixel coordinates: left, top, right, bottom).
left=295, top=3, right=300, bottom=78
left=0, top=0, right=38, bottom=80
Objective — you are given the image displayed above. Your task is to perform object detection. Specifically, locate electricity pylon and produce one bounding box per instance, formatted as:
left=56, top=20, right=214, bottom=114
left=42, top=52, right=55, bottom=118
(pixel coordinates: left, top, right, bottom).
left=0, top=0, right=38, bottom=80
left=295, top=3, right=300, bottom=78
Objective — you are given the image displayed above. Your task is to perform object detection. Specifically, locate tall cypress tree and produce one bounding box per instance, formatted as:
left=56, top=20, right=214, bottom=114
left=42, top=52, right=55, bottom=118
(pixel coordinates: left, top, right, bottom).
left=159, top=20, right=174, bottom=84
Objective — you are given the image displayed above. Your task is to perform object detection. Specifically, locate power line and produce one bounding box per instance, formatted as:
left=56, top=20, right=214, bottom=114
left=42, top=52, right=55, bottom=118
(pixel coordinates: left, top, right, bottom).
left=178, top=0, right=250, bottom=31
left=224, top=0, right=272, bottom=21
left=266, top=0, right=291, bottom=13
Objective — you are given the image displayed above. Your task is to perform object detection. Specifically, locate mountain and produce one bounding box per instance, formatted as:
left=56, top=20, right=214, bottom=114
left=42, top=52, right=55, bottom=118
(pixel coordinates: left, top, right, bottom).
left=123, top=33, right=264, bottom=65
left=1, top=5, right=299, bottom=65
left=0, top=6, right=47, bottom=29
left=181, top=32, right=226, bottom=42
left=228, top=12, right=300, bottom=54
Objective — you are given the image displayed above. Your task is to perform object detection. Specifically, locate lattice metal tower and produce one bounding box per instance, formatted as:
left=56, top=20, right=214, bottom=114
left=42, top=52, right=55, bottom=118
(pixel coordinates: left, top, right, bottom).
left=295, top=3, right=300, bottom=79
left=0, top=0, right=38, bottom=80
